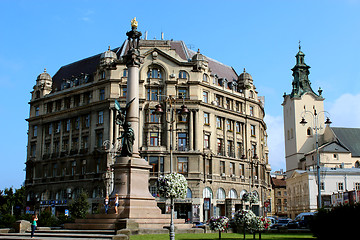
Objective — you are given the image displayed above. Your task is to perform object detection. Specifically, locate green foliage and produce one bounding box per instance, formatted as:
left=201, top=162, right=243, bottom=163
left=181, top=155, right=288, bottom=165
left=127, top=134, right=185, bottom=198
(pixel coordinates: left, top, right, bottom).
left=311, top=203, right=360, bottom=239
left=0, top=213, right=16, bottom=228
left=37, top=210, right=58, bottom=227
left=57, top=213, right=74, bottom=225
left=0, top=186, right=26, bottom=217
left=68, top=191, right=90, bottom=219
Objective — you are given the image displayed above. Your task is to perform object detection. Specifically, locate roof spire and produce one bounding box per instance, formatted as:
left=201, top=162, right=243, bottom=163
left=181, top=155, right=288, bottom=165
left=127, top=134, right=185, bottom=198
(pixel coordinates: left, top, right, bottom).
left=299, top=40, right=301, bottom=51
left=44, top=68, right=47, bottom=73
left=108, top=45, right=111, bottom=51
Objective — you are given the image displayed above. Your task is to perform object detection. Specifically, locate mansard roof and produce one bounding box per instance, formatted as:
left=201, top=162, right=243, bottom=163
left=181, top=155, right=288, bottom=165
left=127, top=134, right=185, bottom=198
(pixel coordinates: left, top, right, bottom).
left=52, top=39, right=238, bottom=92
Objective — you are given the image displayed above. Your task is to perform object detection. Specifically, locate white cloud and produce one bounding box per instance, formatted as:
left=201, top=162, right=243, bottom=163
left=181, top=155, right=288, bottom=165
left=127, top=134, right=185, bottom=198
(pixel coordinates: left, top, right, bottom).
left=326, top=93, right=360, bottom=128
left=265, top=114, right=286, bottom=172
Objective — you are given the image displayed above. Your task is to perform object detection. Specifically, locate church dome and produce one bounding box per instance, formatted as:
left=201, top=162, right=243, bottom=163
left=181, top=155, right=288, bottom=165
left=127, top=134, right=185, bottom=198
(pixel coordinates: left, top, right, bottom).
left=37, top=69, right=52, bottom=81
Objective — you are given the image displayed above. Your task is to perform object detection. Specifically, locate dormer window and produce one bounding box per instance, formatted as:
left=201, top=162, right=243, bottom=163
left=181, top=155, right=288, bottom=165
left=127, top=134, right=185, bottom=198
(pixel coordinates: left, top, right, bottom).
left=100, top=71, right=105, bottom=79
left=203, top=74, right=208, bottom=82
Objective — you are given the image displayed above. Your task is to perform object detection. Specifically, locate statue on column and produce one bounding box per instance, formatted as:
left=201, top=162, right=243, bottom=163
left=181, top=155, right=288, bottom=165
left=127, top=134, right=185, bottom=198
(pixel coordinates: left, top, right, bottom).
left=114, top=98, right=135, bottom=156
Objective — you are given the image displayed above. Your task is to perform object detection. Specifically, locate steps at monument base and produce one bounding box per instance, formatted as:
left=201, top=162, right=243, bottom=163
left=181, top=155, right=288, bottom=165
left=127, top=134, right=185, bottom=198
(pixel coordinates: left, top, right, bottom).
left=65, top=222, right=117, bottom=230
left=0, top=229, right=114, bottom=239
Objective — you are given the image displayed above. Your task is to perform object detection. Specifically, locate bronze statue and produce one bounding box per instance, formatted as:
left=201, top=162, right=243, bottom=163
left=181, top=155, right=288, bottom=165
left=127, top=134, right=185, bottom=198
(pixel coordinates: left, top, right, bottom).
left=114, top=98, right=135, bottom=156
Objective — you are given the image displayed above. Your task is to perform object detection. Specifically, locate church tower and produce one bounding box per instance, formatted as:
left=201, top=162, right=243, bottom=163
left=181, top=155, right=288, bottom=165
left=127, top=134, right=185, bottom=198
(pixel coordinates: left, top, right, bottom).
left=282, top=45, right=325, bottom=174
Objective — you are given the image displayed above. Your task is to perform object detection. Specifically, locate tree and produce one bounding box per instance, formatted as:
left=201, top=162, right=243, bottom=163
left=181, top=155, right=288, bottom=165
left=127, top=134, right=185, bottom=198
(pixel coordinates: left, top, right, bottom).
left=68, top=191, right=90, bottom=219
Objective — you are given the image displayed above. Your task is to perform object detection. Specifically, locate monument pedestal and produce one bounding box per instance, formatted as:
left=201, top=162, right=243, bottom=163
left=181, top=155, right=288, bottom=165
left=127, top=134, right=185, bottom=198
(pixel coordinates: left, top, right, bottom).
left=110, top=156, right=162, bottom=219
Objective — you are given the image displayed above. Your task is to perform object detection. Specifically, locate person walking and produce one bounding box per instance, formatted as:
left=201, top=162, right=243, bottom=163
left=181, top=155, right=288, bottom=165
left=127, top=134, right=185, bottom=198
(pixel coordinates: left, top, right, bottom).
left=114, top=194, right=119, bottom=214
left=104, top=195, right=109, bottom=214
left=31, top=214, right=38, bottom=238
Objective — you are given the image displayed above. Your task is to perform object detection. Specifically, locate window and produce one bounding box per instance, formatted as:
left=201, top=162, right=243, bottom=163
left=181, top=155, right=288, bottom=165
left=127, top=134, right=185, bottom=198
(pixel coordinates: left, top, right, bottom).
left=217, top=138, right=224, bottom=155
left=227, top=140, right=234, bottom=157
left=54, top=141, right=59, bottom=153
left=239, top=164, right=244, bottom=176
left=220, top=161, right=225, bottom=174
left=96, top=132, right=103, bottom=148
left=72, top=137, right=79, bottom=150
left=122, top=87, right=127, bottom=97
left=100, top=71, right=106, bottom=79
left=82, top=136, right=88, bottom=149
left=81, top=160, right=86, bottom=175
left=307, top=127, right=312, bottom=136
left=147, top=68, right=162, bottom=79
left=53, top=163, right=58, bottom=177
left=251, top=143, right=257, bottom=157
left=237, top=142, right=243, bottom=158
left=149, top=156, right=159, bottom=173
left=33, top=125, right=38, bottom=137
left=96, top=159, right=101, bottom=173
left=64, top=97, right=71, bottom=109
left=83, top=92, right=91, bottom=104
left=179, top=71, right=187, bottom=79
left=355, top=182, right=360, bottom=190
left=150, top=132, right=159, bottom=146
left=235, top=101, right=241, bottom=112
left=62, top=139, right=69, bottom=152
left=203, top=91, right=208, bottom=103
left=178, top=88, right=187, bottom=99
left=320, top=182, right=325, bottom=191
left=123, top=69, right=128, bottom=77
left=338, top=182, right=344, bottom=191
left=55, top=122, right=61, bottom=133
left=48, top=124, right=52, bottom=135
left=147, top=88, right=162, bottom=101
left=249, top=90, right=254, bottom=99
left=333, top=154, right=338, bottom=159
left=217, top=188, right=226, bottom=200
left=226, top=99, right=231, bottom=110
left=178, top=133, right=187, bottom=151
left=74, top=95, right=80, bottom=107
left=74, top=117, right=80, bottom=130
left=251, top=125, right=256, bottom=136
left=47, top=102, right=53, bottom=113
left=71, top=161, right=76, bottom=176
left=230, top=162, right=235, bottom=175
left=186, top=188, right=192, bottom=198
left=204, top=134, right=210, bottom=149
left=30, top=143, right=36, bottom=157
left=45, top=142, right=51, bottom=154
left=177, top=157, right=188, bottom=174
left=55, top=100, right=62, bottom=111
left=35, top=106, right=39, bottom=116
left=66, top=119, right=71, bottom=131
left=99, top=88, right=105, bottom=100
left=215, top=95, right=223, bottom=107
left=226, top=120, right=232, bottom=131
left=203, top=74, right=208, bottom=82
left=236, top=122, right=241, bottom=133
left=250, top=106, right=254, bottom=116
left=98, top=111, right=104, bottom=124
left=149, top=110, right=160, bottom=123
left=84, top=114, right=90, bottom=128
left=216, top=117, right=222, bottom=129
left=204, top=112, right=210, bottom=125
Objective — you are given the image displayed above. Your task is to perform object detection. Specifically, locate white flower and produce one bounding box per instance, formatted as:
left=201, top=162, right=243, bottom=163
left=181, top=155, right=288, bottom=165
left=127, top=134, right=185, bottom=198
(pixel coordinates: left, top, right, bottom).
left=157, top=173, right=188, bottom=199
left=209, top=216, right=229, bottom=232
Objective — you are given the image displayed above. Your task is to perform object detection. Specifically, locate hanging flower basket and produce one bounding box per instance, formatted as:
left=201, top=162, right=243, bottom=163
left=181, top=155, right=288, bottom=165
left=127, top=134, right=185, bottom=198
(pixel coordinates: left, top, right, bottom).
left=157, top=173, right=188, bottom=199
left=242, top=192, right=259, bottom=204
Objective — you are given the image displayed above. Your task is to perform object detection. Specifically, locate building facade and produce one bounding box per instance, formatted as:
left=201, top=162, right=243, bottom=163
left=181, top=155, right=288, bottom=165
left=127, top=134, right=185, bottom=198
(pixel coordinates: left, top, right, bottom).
left=25, top=37, right=272, bottom=222
left=282, top=46, right=360, bottom=218
left=270, top=170, right=287, bottom=217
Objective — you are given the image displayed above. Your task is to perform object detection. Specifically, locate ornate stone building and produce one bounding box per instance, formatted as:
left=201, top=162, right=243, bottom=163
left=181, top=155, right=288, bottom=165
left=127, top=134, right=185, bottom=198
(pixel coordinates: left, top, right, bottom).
left=25, top=36, right=272, bottom=221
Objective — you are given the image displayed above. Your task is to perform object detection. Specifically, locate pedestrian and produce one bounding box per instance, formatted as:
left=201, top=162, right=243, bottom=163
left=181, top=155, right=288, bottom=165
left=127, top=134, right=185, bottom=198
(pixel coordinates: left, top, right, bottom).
left=114, top=194, right=119, bottom=214
left=31, top=214, right=38, bottom=238
left=104, top=195, right=109, bottom=214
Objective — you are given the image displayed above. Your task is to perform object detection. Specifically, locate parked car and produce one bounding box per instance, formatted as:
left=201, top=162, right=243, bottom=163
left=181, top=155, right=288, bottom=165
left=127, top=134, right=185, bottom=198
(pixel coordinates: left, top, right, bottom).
left=267, top=217, right=278, bottom=228
left=270, top=218, right=291, bottom=229
left=287, top=212, right=316, bottom=229
left=192, top=221, right=205, bottom=228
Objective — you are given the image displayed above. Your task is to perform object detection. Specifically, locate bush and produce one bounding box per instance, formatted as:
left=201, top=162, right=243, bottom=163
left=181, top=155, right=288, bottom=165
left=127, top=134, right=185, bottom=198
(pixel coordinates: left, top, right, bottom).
left=0, top=214, right=16, bottom=228
left=37, top=210, right=58, bottom=227
left=57, top=213, right=74, bottom=225
left=68, top=191, right=90, bottom=219
left=311, top=203, right=360, bottom=239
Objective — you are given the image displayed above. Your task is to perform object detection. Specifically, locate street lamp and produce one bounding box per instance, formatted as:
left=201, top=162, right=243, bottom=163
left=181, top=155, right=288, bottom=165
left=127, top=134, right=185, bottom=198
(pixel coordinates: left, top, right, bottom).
left=241, top=149, right=259, bottom=208
left=300, top=107, right=331, bottom=209
left=155, top=95, right=189, bottom=240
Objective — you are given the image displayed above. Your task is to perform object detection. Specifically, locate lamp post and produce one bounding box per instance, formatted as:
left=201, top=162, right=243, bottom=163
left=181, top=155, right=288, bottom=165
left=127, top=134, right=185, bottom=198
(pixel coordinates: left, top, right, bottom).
left=300, top=108, right=331, bottom=209
left=241, top=149, right=259, bottom=208
left=155, top=96, right=189, bottom=240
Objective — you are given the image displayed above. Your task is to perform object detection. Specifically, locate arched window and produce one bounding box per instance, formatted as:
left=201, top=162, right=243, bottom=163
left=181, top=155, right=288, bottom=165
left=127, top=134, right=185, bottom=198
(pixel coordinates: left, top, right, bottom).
left=355, top=161, right=360, bottom=168
left=179, top=70, right=187, bottom=79
left=307, top=127, right=312, bottom=136
left=186, top=188, right=192, bottom=198
left=203, top=187, right=213, bottom=199
left=147, top=68, right=162, bottom=79
left=228, top=189, right=238, bottom=199
left=203, top=74, right=208, bottom=82
left=216, top=188, right=226, bottom=199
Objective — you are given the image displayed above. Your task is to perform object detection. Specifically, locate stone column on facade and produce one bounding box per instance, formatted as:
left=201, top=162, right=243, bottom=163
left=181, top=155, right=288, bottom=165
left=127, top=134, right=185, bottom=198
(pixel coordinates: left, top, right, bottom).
left=138, top=108, right=143, bottom=150
left=109, top=108, right=114, bottom=144
left=188, top=110, right=193, bottom=151
left=223, top=118, right=227, bottom=156
left=194, top=110, right=201, bottom=151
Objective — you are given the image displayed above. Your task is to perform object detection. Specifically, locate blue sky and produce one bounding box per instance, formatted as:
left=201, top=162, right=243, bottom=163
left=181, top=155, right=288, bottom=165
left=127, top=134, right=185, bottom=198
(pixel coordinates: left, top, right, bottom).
left=1, top=0, right=360, bottom=189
